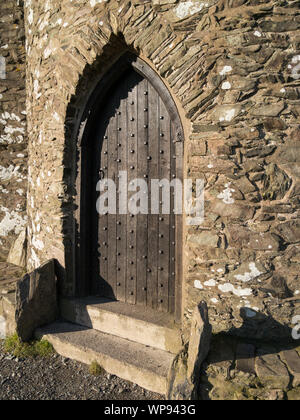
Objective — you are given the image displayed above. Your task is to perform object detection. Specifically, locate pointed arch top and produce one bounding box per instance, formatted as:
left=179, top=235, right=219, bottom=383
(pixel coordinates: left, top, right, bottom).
left=77, top=52, right=184, bottom=149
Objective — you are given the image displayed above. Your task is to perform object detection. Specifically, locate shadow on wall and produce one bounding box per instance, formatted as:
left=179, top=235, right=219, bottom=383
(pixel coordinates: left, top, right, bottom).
left=198, top=309, right=300, bottom=400
left=228, top=307, right=299, bottom=344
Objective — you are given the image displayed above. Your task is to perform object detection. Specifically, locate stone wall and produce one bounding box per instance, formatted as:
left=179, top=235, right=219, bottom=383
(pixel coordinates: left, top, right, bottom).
left=0, top=0, right=27, bottom=261
left=24, top=0, right=300, bottom=341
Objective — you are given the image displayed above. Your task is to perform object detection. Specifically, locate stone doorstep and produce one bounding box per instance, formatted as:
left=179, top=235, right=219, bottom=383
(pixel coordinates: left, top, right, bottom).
left=60, top=297, right=182, bottom=355
left=35, top=321, right=175, bottom=396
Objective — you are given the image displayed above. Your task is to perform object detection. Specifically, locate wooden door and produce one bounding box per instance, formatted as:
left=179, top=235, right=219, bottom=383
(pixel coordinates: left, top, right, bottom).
left=88, top=61, right=183, bottom=315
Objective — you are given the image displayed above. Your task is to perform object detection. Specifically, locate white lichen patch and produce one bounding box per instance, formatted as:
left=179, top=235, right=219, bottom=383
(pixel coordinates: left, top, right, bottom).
left=0, top=185, right=9, bottom=194
left=0, top=165, right=25, bottom=182
left=0, top=112, right=24, bottom=144
left=219, top=65, right=232, bottom=76
left=290, top=55, right=300, bottom=80
left=234, top=262, right=262, bottom=283
left=44, top=0, right=51, bottom=12
left=30, top=248, right=40, bottom=269
left=217, top=183, right=235, bottom=204
left=204, top=279, right=217, bottom=287
left=32, top=236, right=44, bottom=251
left=175, top=1, right=209, bottom=19
left=218, top=283, right=252, bottom=297
left=222, top=81, right=232, bottom=90
left=90, top=0, right=107, bottom=7
left=44, top=47, right=52, bottom=59
left=4, top=125, right=25, bottom=135
left=39, top=13, right=50, bottom=31
left=53, top=112, right=60, bottom=122
left=219, top=108, right=236, bottom=122
left=210, top=298, right=219, bottom=304
left=0, top=206, right=27, bottom=237
left=1, top=112, right=21, bottom=122
left=194, top=280, right=204, bottom=290
left=28, top=9, right=34, bottom=25
left=34, top=79, right=41, bottom=99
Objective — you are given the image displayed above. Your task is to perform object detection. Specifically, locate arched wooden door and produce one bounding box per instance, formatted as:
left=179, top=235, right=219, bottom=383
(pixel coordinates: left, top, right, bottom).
left=79, top=55, right=183, bottom=317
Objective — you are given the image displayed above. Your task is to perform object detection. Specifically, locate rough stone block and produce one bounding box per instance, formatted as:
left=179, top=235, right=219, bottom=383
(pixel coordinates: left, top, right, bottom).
left=7, top=229, right=27, bottom=267
left=249, top=232, right=281, bottom=251
left=278, top=143, right=300, bottom=163
left=255, top=352, right=291, bottom=391
left=262, top=274, right=292, bottom=299
left=287, top=388, right=300, bottom=401
left=212, top=202, right=256, bottom=222
left=167, top=301, right=212, bottom=400
left=187, top=301, right=212, bottom=382
left=15, top=260, right=58, bottom=342
left=281, top=350, right=300, bottom=388
left=188, top=232, right=219, bottom=248
left=275, top=221, right=300, bottom=244
left=250, top=103, right=285, bottom=117
left=262, top=163, right=291, bottom=200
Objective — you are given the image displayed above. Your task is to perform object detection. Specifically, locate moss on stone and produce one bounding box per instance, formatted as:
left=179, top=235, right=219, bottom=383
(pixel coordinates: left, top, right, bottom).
left=4, top=334, right=54, bottom=358
left=89, top=361, right=105, bottom=376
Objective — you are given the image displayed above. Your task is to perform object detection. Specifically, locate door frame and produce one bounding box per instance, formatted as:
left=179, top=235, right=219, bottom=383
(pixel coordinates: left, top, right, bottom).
left=75, top=52, right=184, bottom=322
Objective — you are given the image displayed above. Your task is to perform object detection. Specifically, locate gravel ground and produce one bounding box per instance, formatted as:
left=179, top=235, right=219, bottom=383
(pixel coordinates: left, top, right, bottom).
left=0, top=341, right=162, bottom=400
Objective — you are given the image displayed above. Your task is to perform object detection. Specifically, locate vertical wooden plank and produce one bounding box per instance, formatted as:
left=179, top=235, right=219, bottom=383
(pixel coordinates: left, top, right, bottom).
left=116, top=82, right=128, bottom=303
left=136, top=78, right=149, bottom=307
left=157, top=98, right=171, bottom=313
left=147, top=81, right=159, bottom=310
left=126, top=72, right=139, bottom=305
left=169, top=122, right=177, bottom=314
left=106, top=94, right=118, bottom=300
left=175, top=133, right=184, bottom=322
left=97, top=120, right=109, bottom=297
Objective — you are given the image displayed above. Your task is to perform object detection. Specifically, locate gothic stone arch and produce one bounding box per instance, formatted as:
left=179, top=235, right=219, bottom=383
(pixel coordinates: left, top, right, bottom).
left=26, top=4, right=193, bottom=325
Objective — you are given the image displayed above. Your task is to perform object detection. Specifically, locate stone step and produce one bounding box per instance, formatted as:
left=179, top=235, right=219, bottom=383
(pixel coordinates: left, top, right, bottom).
left=35, top=321, right=175, bottom=395
left=60, top=297, right=182, bottom=354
